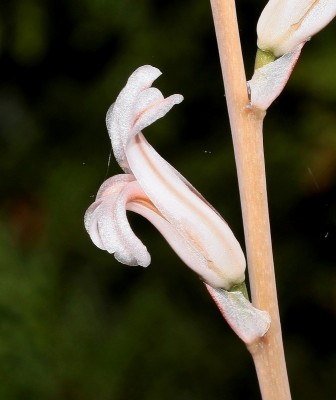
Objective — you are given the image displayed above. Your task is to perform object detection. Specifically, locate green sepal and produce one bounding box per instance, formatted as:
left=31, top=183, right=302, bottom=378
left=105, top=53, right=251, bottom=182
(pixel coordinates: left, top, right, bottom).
left=254, top=48, right=276, bottom=70
left=229, top=281, right=249, bottom=300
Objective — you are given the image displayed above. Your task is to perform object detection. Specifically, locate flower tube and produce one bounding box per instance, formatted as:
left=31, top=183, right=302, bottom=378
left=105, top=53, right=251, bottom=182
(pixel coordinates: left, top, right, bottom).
left=85, top=65, right=246, bottom=290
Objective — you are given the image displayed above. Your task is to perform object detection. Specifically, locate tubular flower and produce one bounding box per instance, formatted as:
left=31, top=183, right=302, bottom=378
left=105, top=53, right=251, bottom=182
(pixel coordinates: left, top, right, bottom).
left=257, top=0, right=336, bottom=57
left=84, top=65, right=246, bottom=290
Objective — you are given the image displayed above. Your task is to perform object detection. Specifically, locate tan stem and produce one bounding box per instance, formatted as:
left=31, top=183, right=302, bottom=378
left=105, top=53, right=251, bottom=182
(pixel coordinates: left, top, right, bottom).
left=209, top=0, right=291, bottom=399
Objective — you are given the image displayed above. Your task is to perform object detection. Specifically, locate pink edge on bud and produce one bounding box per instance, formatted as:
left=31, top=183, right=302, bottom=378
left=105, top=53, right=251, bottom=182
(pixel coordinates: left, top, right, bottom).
left=248, top=44, right=303, bottom=111
left=206, top=284, right=271, bottom=344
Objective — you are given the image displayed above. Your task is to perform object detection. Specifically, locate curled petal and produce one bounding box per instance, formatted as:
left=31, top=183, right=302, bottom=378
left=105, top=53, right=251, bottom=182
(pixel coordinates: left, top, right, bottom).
left=84, top=175, right=134, bottom=249
left=132, top=92, right=183, bottom=137
left=257, top=0, right=336, bottom=56
left=85, top=174, right=151, bottom=267
left=84, top=200, right=105, bottom=250
left=248, top=45, right=302, bottom=110
left=106, top=65, right=183, bottom=172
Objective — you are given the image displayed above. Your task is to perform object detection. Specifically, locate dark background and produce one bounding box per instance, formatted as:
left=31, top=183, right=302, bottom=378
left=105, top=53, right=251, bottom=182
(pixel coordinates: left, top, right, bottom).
left=0, top=1, right=335, bottom=399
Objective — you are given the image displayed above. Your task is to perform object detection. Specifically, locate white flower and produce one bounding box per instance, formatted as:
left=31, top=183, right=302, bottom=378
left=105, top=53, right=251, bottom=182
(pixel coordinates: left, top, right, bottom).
left=84, top=65, right=246, bottom=290
left=257, top=0, right=336, bottom=57
left=85, top=66, right=270, bottom=343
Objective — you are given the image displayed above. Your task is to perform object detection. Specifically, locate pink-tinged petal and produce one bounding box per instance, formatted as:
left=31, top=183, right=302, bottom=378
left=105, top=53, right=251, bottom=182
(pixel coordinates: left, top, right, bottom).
left=102, top=181, right=151, bottom=266
left=85, top=174, right=150, bottom=266
left=248, top=45, right=302, bottom=110
left=257, top=0, right=336, bottom=57
left=84, top=175, right=136, bottom=250
left=106, top=65, right=182, bottom=173
left=206, top=285, right=271, bottom=344
left=128, top=201, right=210, bottom=276
left=126, top=133, right=246, bottom=289
left=95, top=174, right=135, bottom=200
left=85, top=175, right=208, bottom=271
left=84, top=200, right=105, bottom=249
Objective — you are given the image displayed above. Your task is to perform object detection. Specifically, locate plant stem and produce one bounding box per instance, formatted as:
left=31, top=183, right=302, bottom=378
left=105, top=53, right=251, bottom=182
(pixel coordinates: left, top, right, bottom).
left=209, top=1, right=291, bottom=399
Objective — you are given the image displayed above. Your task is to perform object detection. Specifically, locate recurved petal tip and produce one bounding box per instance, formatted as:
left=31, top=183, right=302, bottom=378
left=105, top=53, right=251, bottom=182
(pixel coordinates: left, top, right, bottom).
left=84, top=176, right=151, bottom=267
left=132, top=93, right=184, bottom=135
left=106, top=65, right=183, bottom=173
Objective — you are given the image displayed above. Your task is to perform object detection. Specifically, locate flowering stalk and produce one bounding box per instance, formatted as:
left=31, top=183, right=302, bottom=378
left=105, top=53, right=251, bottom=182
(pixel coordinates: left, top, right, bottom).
left=209, top=0, right=291, bottom=399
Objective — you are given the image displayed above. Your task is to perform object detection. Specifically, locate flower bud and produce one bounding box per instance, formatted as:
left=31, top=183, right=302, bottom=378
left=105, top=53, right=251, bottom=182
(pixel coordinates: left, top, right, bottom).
left=257, top=0, right=336, bottom=57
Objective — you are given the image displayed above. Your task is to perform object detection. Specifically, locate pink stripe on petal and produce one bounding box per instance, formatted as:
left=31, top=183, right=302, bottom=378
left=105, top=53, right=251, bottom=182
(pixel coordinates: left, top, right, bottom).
left=126, top=133, right=246, bottom=289
left=128, top=202, right=209, bottom=280
left=112, top=181, right=152, bottom=266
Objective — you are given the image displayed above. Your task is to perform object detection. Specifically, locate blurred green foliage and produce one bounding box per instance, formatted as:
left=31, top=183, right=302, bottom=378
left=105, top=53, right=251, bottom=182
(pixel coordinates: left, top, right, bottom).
left=0, top=0, right=335, bottom=399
